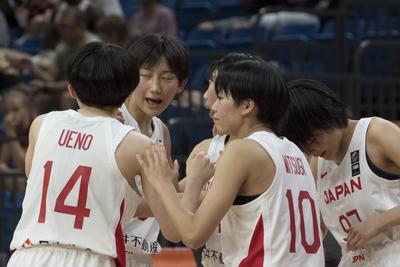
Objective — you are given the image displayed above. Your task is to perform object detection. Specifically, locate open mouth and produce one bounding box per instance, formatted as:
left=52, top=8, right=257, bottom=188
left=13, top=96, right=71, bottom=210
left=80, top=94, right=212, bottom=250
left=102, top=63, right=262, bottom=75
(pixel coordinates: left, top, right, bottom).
left=145, top=98, right=162, bottom=106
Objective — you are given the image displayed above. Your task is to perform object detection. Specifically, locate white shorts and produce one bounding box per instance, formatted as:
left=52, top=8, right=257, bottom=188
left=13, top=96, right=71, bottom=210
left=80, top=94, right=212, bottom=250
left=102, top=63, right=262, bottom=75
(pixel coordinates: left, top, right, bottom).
left=7, top=245, right=115, bottom=267
left=339, top=239, right=400, bottom=267
left=126, top=252, right=153, bottom=267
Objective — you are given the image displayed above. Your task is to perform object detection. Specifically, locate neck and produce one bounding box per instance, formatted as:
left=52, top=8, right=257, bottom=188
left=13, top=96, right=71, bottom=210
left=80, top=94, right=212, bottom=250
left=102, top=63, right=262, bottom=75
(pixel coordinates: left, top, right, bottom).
left=334, top=119, right=357, bottom=164
left=123, top=101, right=153, bottom=137
left=78, top=105, right=118, bottom=118
left=231, top=120, right=270, bottom=140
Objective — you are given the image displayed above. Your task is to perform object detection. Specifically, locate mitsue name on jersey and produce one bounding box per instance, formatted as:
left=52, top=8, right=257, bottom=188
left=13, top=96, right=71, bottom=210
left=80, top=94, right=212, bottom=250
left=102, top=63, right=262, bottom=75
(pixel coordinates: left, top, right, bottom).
left=323, top=176, right=362, bottom=204
left=58, top=129, right=93, bottom=151
left=282, top=155, right=306, bottom=176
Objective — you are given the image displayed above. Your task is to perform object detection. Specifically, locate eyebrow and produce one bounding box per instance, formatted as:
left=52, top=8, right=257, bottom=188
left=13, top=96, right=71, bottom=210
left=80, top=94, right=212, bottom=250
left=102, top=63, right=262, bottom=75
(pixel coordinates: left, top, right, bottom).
left=140, top=68, right=174, bottom=74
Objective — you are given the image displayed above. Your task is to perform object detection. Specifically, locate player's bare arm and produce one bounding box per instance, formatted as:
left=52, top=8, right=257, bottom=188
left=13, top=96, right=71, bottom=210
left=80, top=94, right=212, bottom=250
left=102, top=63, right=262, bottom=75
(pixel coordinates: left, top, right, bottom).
left=347, top=118, right=400, bottom=250
left=138, top=139, right=274, bottom=248
left=181, top=148, right=215, bottom=212
left=162, top=122, right=179, bottom=189
left=116, top=130, right=182, bottom=242
left=115, top=130, right=153, bottom=184
left=25, top=115, right=45, bottom=177
left=178, top=138, right=212, bottom=192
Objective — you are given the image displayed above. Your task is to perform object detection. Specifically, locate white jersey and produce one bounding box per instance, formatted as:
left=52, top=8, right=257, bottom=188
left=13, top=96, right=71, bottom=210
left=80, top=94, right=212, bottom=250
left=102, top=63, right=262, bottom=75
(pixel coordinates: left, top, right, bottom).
left=317, top=118, right=400, bottom=265
left=202, top=135, right=227, bottom=267
left=221, top=131, right=325, bottom=267
left=120, top=104, right=163, bottom=256
left=10, top=110, right=141, bottom=265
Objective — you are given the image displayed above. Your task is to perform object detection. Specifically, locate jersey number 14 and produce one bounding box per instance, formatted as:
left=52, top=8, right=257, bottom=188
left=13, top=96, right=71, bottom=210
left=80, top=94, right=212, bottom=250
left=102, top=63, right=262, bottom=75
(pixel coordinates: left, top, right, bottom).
left=38, top=161, right=92, bottom=230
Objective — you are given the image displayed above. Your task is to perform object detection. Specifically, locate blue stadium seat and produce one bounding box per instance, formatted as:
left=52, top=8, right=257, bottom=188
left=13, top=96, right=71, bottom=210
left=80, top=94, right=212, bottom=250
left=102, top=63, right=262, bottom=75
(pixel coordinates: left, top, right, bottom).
left=272, top=22, right=319, bottom=42
left=176, top=2, right=216, bottom=33
left=357, top=41, right=400, bottom=76
left=221, top=25, right=268, bottom=52
left=215, top=0, right=251, bottom=19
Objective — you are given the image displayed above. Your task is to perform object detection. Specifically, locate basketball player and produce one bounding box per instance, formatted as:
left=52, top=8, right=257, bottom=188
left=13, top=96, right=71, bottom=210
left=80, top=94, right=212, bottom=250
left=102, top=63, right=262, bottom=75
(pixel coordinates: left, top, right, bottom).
left=181, top=53, right=263, bottom=267
left=273, top=79, right=400, bottom=266
left=120, top=34, right=189, bottom=267
left=138, top=60, right=325, bottom=266
left=7, top=42, right=158, bottom=267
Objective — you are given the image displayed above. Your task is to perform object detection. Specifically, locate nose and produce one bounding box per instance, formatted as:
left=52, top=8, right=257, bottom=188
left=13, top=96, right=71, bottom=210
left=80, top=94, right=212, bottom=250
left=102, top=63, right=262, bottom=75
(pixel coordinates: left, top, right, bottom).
left=307, top=149, right=320, bottom=158
left=203, top=90, right=211, bottom=109
left=149, top=77, right=161, bottom=94
left=210, top=100, right=218, bottom=117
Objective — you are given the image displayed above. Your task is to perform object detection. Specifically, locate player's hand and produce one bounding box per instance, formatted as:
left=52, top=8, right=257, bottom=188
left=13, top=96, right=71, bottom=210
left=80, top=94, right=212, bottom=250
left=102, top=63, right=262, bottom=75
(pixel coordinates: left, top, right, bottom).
left=136, top=144, right=179, bottom=189
left=346, top=216, right=382, bottom=251
left=185, top=151, right=214, bottom=186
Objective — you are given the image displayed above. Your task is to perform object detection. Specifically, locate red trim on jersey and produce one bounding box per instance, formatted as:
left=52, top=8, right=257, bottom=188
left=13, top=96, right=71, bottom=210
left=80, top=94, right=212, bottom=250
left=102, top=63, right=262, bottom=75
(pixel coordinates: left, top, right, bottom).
left=239, top=215, right=264, bottom=267
left=115, top=201, right=125, bottom=267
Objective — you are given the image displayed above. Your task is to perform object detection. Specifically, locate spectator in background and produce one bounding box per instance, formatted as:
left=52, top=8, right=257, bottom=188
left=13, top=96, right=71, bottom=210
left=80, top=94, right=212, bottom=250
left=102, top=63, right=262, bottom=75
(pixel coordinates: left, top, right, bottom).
left=29, top=6, right=98, bottom=112
left=96, top=15, right=128, bottom=47
left=129, top=0, right=177, bottom=41
left=0, top=86, right=36, bottom=174
left=0, top=10, right=10, bottom=47
left=0, top=87, right=36, bottom=247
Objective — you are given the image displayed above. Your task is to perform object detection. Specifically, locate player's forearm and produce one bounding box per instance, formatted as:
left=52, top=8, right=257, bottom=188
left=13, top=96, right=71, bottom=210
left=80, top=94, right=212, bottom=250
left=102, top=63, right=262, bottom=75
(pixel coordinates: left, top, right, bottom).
left=141, top=177, right=181, bottom=243
left=181, top=176, right=204, bottom=212
left=155, top=180, right=207, bottom=249
left=376, top=205, right=400, bottom=231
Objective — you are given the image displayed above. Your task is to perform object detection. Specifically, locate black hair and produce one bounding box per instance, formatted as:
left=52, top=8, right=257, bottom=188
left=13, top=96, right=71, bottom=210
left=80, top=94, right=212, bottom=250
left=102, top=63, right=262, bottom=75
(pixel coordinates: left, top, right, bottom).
left=273, top=79, right=349, bottom=148
left=67, top=42, right=139, bottom=108
left=206, top=52, right=263, bottom=82
left=215, top=59, right=288, bottom=125
left=127, top=34, right=189, bottom=83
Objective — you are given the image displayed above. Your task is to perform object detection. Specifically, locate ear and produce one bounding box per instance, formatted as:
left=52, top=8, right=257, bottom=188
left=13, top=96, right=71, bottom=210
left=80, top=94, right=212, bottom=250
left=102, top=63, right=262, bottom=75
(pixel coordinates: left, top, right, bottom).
left=67, top=84, right=78, bottom=99
left=176, top=79, right=188, bottom=94
left=240, top=99, right=256, bottom=116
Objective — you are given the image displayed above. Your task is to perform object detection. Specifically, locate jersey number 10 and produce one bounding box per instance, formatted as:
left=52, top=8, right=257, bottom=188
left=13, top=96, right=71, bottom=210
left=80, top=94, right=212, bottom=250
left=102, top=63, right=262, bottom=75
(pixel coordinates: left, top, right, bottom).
left=286, top=189, right=321, bottom=254
left=38, top=161, right=92, bottom=229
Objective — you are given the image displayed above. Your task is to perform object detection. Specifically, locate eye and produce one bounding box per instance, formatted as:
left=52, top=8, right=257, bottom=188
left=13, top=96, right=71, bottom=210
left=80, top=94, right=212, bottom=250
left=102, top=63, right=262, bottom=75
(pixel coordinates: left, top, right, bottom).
left=140, top=73, right=151, bottom=79
left=161, top=75, right=175, bottom=81
left=305, top=137, right=315, bottom=146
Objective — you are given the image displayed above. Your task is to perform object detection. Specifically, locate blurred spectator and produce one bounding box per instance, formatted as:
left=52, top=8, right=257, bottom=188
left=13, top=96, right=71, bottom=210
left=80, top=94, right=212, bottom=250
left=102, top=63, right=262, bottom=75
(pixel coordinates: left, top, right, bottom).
left=0, top=10, right=10, bottom=47
left=0, top=86, right=35, bottom=174
left=0, top=0, right=24, bottom=37
left=26, top=6, right=98, bottom=95
left=198, top=0, right=321, bottom=36
left=0, top=85, right=35, bottom=262
left=190, top=89, right=208, bottom=118
left=96, top=15, right=128, bottom=47
left=90, top=0, right=123, bottom=16
left=129, top=0, right=177, bottom=41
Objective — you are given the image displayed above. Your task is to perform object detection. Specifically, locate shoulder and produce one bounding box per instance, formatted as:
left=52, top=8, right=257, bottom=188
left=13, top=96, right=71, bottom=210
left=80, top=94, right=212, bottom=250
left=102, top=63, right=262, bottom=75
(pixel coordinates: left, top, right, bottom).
left=28, top=114, right=47, bottom=145
left=158, top=119, right=170, bottom=141
left=30, top=114, right=46, bottom=133
left=121, top=131, right=153, bottom=155
left=367, top=117, right=399, bottom=144
left=224, top=138, right=271, bottom=166
left=191, top=138, right=213, bottom=154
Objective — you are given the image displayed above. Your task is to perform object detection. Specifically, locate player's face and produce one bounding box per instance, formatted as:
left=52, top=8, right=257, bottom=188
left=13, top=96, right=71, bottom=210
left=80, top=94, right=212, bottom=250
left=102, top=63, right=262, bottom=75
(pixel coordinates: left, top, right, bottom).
left=210, top=90, right=241, bottom=136
left=302, top=128, right=342, bottom=161
left=132, top=57, right=184, bottom=117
